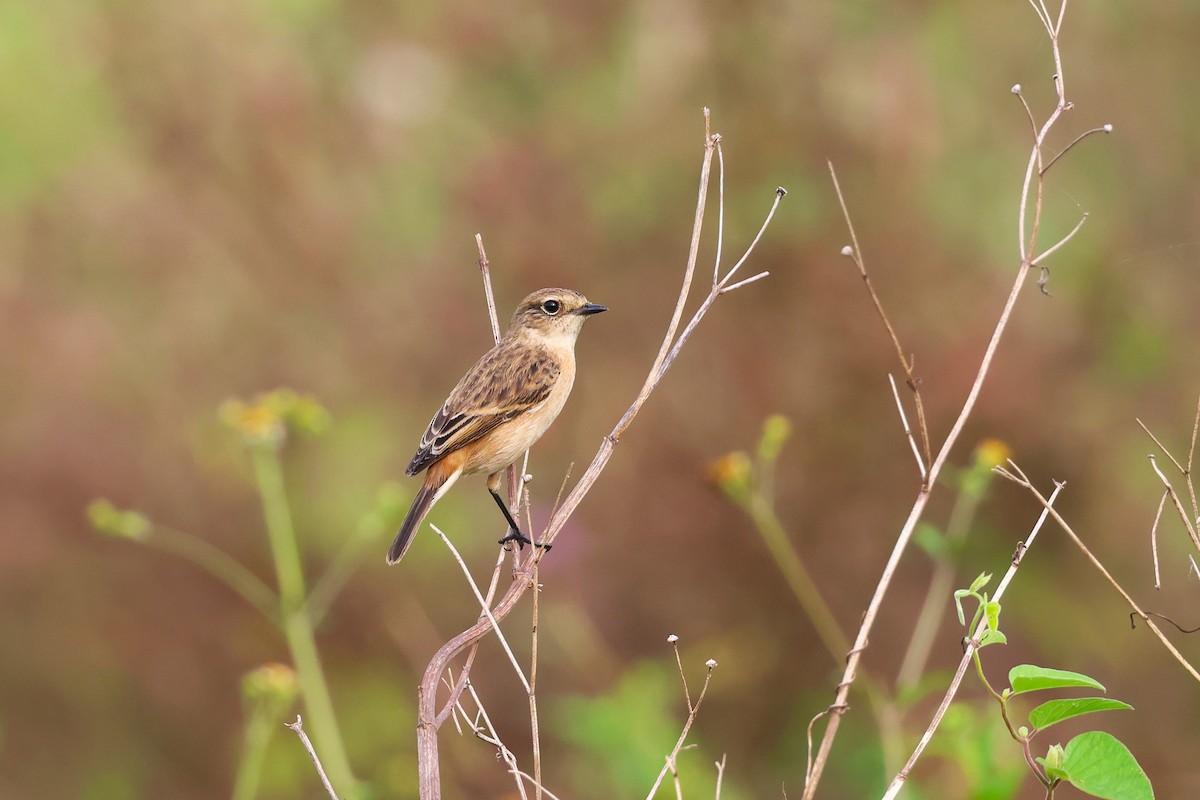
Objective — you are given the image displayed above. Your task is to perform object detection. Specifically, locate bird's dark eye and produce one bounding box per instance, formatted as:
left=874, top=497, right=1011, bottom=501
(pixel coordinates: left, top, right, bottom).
left=541, top=299, right=561, bottom=315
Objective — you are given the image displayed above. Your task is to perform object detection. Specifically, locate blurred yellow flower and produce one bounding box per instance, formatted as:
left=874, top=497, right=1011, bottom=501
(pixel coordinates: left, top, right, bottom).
left=219, top=389, right=331, bottom=447
left=973, top=438, right=1013, bottom=469
left=708, top=451, right=753, bottom=502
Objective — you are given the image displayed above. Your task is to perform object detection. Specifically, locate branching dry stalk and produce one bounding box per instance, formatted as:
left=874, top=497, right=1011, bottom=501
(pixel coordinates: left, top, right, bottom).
left=801, top=3, right=1107, bottom=796
left=829, top=162, right=932, bottom=475
left=414, top=109, right=784, bottom=800
left=997, top=461, right=1200, bottom=684
left=1138, top=410, right=1200, bottom=555
left=645, top=655, right=719, bottom=800
left=881, top=479, right=1065, bottom=799
left=453, top=680, right=536, bottom=800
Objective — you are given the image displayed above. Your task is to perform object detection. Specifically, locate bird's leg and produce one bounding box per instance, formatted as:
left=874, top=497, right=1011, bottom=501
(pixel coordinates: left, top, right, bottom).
left=487, top=475, right=550, bottom=551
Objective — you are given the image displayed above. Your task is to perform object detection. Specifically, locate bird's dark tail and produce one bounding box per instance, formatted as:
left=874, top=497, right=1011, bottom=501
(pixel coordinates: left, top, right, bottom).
left=387, top=467, right=460, bottom=565
left=388, top=482, right=436, bottom=565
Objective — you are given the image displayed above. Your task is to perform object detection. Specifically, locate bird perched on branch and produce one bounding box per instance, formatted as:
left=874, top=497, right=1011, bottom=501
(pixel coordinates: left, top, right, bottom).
left=387, top=288, right=607, bottom=565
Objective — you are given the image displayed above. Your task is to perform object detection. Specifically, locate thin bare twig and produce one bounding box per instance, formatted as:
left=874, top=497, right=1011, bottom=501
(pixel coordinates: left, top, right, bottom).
left=475, top=234, right=503, bottom=344
left=529, top=554, right=544, bottom=800
left=460, top=681, right=531, bottom=800
left=434, top=543, right=508, bottom=727
left=1140, top=407, right=1200, bottom=531
left=829, top=161, right=932, bottom=473
left=1151, top=489, right=1168, bottom=589
left=1148, top=456, right=1200, bottom=553
left=1188, top=393, right=1200, bottom=480
left=888, top=373, right=927, bottom=480
left=721, top=270, right=771, bottom=294
left=714, top=754, right=727, bottom=800
left=882, top=479, right=1064, bottom=799
left=998, top=463, right=1200, bottom=683
left=712, top=135, right=726, bottom=286
left=645, top=661, right=718, bottom=800
left=1040, top=124, right=1113, bottom=176
left=285, top=716, right=341, bottom=800
left=430, top=524, right=531, bottom=694
left=1031, top=212, right=1089, bottom=267
left=1137, top=418, right=1186, bottom=474
left=668, top=635, right=693, bottom=711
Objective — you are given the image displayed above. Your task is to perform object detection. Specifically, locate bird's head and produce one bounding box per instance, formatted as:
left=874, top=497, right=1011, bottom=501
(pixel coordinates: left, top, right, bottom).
left=508, top=288, right=607, bottom=343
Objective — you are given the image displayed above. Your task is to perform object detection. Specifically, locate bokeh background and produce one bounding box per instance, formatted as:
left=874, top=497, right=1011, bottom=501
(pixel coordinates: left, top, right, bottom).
left=3, top=0, right=1199, bottom=797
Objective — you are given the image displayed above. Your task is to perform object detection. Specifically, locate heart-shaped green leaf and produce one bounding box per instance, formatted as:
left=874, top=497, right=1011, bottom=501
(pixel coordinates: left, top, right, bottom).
left=1058, top=731, right=1154, bottom=800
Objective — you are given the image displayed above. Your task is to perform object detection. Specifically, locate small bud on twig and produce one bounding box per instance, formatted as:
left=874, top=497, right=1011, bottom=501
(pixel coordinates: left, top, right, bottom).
left=705, top=658, right=718, bottom=669
left=667, top=634, right=680, bottom=643
left=840, top=245, right=854, bottom=257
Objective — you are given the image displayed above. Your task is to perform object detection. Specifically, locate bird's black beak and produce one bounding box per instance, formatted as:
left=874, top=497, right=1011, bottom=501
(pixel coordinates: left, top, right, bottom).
left=575, top=303, right=608, bottom=316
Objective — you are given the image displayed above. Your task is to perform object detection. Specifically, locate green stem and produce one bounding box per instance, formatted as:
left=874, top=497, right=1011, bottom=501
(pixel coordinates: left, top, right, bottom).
left=146, top=524, right=279, bottom=623
left=746, top=495, right=850, bottom=660
left=232, top=702, right=275, bottom=800
left=743, top=493, right=905, bottom=774
left=896, top=488, right=982, bottom=689
left=251, top=445, right=356, bottom=794
left=308, top=515, right=379, bottom=627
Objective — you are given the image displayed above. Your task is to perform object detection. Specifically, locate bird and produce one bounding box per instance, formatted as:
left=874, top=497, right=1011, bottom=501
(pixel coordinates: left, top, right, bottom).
left=387, top=287, right=607, bottom=565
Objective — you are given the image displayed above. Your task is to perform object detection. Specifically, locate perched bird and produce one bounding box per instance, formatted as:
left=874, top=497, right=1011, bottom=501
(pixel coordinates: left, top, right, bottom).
left=387, top=288, right=607, bottom=565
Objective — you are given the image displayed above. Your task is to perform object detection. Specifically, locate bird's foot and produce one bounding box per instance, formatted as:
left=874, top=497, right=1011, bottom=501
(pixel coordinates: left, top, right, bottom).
left=498, top=529, right=552, bottom=551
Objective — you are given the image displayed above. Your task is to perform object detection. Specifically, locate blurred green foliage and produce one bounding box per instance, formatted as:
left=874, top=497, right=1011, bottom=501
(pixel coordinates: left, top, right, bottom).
left=3, top=0, right=1200, bottom=798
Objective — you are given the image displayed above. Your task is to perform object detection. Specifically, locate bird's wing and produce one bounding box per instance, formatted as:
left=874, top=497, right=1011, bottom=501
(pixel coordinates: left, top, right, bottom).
left=405, top=341, right=560, bottom=476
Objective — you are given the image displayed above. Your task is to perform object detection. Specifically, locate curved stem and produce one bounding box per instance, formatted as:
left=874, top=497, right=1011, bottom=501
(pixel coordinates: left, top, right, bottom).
left=252, top=446, right=356, bottom=794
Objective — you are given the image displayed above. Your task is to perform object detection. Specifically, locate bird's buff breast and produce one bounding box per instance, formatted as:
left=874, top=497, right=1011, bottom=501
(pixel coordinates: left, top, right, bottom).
left=464, top=359, right=576, bottom=476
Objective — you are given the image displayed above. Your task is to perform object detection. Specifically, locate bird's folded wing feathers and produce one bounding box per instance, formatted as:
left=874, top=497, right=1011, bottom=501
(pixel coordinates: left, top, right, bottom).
left=405, top=342, right=560, bottom=476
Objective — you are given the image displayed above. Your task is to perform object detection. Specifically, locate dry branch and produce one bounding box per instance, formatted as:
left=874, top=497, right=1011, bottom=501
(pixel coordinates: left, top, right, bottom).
left=415, top=109, right=783, bottom=799
left=801, top=3, right=1103, bottom=796
left=881, top=479, right=1065, bottom=799
left=998, top=462, right=1200, bottom=684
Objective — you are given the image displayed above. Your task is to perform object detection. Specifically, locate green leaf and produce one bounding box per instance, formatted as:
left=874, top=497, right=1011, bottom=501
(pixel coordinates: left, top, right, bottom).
left=1059, top=731, right=1154, bottom=800
left=984, top=599, right=1002, bottom=631
left=977, top=629, right=1007, bottom=648
left=1008, top=665, right=1105, bottom=695
left=968, top=572, right=992, bottom=594
left=1029, top=698, right=1133, bottom=732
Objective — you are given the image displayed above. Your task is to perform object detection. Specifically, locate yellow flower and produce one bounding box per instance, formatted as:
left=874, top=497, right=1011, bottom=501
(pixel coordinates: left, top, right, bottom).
left=708, top=451, right=753, bottom=502
left=220, top=399, right=286, bottom=446
left=973, top=438, right=1013, bottom=470
left=219, top=389, right=329, bottom=447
